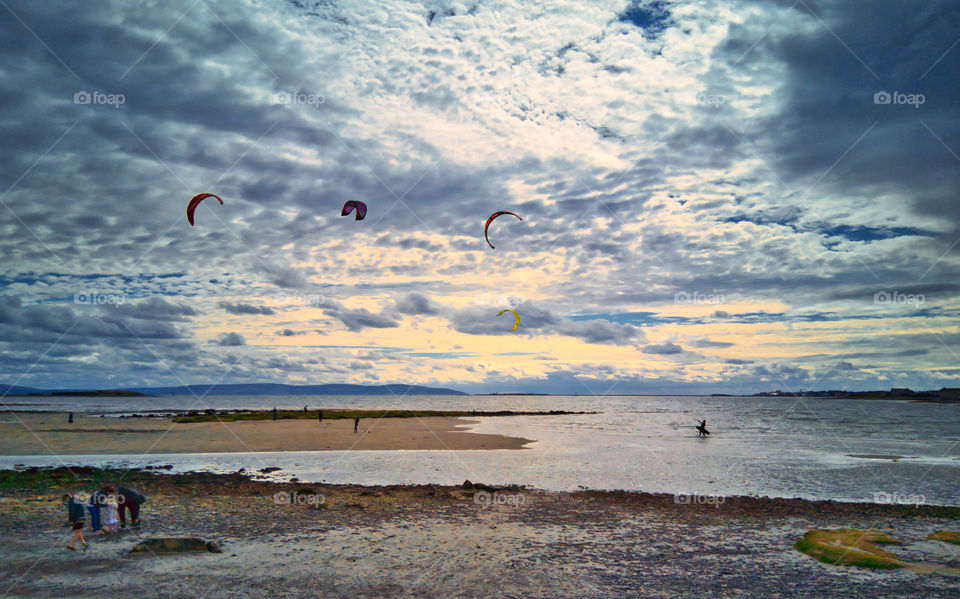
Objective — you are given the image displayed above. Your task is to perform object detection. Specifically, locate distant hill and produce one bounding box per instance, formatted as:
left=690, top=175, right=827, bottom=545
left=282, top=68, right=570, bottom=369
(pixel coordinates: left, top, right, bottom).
left=2, top=382, right=466, bottom=397
left=0, top=384, right=45, bottom=396
left=106, top=383, right=466, bottom=396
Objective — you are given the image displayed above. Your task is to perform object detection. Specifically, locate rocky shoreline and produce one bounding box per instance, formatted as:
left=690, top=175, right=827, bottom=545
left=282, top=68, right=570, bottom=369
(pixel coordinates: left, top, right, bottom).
left=0, top=467, right=958, bottom=597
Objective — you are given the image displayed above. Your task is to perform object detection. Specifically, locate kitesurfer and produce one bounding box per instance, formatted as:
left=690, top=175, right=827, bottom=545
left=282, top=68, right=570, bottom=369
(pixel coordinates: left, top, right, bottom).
left=696, top=419, right=710, bottom=437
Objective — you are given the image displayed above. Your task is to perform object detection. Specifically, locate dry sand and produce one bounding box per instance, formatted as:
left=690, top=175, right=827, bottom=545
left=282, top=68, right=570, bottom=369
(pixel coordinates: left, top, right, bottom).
left=0, top=470, right=958, bottom=598
left=0, top=413, right=532, bottom=455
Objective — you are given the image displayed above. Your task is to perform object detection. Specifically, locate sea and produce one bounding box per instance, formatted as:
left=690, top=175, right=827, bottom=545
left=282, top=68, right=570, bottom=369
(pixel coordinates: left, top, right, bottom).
left=1, top=394, right=958, bottom=505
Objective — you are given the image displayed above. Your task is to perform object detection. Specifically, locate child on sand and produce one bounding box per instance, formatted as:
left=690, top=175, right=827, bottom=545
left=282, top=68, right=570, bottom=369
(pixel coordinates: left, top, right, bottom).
left=103, top=495, right=120, bottom=533
left=64, top=492, right=87, bottom=551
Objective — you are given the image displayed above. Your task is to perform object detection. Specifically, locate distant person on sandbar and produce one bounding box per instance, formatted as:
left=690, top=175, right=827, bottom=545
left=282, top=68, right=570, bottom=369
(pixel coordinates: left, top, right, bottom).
left=273, top=407, right=278, bottom=421
left=303, top=405, right=307, bottom=411
left=318, top=410, right=323, bottom=423
left=68, top=412, right=73, bottom=424
left=354, top=417, right=360, bottom=433
left=696, top=419, right=710, bottom=437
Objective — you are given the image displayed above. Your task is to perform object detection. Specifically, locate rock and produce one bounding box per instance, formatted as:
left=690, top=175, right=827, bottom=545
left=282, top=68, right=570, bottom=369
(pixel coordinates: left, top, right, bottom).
left=258, top=467, right=281, bottom=474
left=129, top=537, right=222, bottom=555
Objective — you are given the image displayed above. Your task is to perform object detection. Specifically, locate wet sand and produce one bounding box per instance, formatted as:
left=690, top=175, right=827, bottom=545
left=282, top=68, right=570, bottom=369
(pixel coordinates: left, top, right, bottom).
left=0, top=469, right=958, bottom=598
left=0, top=413, right=532, bottom=455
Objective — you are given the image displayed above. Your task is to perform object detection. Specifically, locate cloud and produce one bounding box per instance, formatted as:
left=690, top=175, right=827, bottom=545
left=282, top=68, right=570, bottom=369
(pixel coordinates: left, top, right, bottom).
left=690, top=338, right=734, bottom=348
left=322, top=300, right=400, bottom=333
left=214, top=332, right=246, bottom=346
left=395, top=292, right=439, bottom=315
left=219, top=301, right=275, bottom=315
left=642, top=343, right=683, bottom=355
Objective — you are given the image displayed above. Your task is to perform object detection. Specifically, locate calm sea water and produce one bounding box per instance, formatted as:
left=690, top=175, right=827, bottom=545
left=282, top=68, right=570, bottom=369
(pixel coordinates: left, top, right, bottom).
left=2, top=394, right=958, bottom=505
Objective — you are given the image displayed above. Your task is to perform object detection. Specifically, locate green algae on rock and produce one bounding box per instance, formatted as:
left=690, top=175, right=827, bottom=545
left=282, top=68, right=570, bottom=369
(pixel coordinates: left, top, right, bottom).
left=794, top=529, right=905, bottom=569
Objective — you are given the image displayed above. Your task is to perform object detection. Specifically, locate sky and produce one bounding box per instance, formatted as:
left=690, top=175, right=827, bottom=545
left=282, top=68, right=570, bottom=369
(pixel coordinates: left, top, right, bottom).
left=0, top=0, right=958, bottom=395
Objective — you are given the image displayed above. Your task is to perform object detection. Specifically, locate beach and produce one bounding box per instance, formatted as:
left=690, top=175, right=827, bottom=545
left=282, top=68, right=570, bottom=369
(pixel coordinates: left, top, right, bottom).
left=0, top=468, right=958, bottom=598
left=0, top=413, right=533, bottom=454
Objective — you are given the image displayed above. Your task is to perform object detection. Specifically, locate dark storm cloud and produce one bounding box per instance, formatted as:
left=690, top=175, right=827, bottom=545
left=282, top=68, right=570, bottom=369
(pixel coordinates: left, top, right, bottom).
left=395, top=292, right=439, bottom=315
left=641, top=343, right=683, bottom=355
left=690, top=338, right=733, bottom=348
left=113, top=297, right=198, bottom=320
left=448, top=301, right=642, bottom=345
left=214, top=332, right=246, bottom=346
left=219, top=301, right=275, bottom=315
left=723, top=0, right=960, bottom=230
left=321, top=300, right=400, bottom=332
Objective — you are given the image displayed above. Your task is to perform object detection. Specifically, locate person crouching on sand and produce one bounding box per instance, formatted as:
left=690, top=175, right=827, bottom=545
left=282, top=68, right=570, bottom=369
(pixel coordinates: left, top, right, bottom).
left=97, top=484, right=146, bottom=528
left=64, top=492, right=87, bottom=551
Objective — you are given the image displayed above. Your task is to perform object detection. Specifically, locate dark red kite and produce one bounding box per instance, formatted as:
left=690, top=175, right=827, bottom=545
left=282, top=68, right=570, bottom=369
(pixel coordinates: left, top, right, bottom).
left=341, top=200, right=367, bottom=220
left=484, top=211, right=522, bottom=249
left=186, top=193, right=223, bottom=226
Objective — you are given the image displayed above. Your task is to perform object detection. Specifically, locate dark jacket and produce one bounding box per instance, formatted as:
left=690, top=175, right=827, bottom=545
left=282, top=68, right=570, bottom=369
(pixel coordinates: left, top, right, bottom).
left=117, top=486, right=146, bottom=506
left=67, top=496, right=86, bottom=523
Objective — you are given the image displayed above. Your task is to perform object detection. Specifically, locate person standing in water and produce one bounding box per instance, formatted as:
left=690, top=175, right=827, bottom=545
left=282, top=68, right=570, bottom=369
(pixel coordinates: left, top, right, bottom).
left=696, top=419, right=710, bottom=436
left=353, top=417, right=360, bottom=433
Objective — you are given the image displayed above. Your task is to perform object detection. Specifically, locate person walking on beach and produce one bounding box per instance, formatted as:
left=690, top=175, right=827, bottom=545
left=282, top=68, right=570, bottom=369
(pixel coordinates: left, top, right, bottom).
left=354, top=417, right=360, bottom=433
left=68, top=412, right=73, bottom=424
left=273, top=407, right=278, bottom=421
left=64, top=492, right=87, bottom=551
left=318, top=410, right=323, bottom=423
